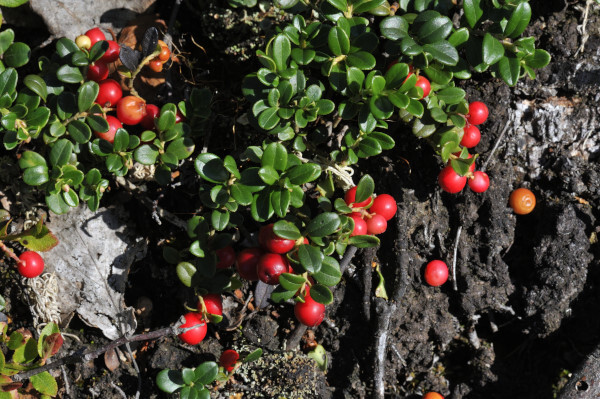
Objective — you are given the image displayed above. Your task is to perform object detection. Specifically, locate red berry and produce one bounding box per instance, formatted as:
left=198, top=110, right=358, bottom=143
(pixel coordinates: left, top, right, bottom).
left=294, top=289, right=325, bottom=327
left=158, top=40, right=171, bottom=62
left=468, top=171, right=490, bottom=193
left=366, top=214, right=387, bottom=235
left=256, top=253, right=289, bottom=285
left=219, top=349, right=239, bottom=372
left=99, top=40, right=120, bottom=63
left=175, top=110, right=186, bottom=124
left=415, top=75, right=431, bottom=98
left=424, top=260, right=448, bottom=287
left=236, top=247, right=262, bottom=281
left=17, top=251, right=44, bottom=278
left=116, top=96, right=146, bottom=125
left=349, top=213, right=367, bottom=236
left=87, top=62, right=108, bottom=82
left=149, top=59, right=163, bottom=73
left=84, top=27, right=105, bottom=46
left=509, top=188, right=536, bottom=215
left=438, top=165, right=467, bottom=194
left=96, top=79, right=122, bottom=107
left=216, top=246, right=236, bottom=269
left=199, top=294, right=223, bottom=316
left=94, top=115, right=121, bottom=144
left=140, top=104, right=159, bottom=130
left=344, top=186, right=371, bottom=208
left=460, top=124, right=481, bottom=148
left=370, top=194, right=397, bottom=221
left=467, top=101, right=489, bottom=125
left=424, top=393, right=444, bottom=399
left=258, top=224, right=295, bottom=254
left=178, top=312, right=207, bottom=345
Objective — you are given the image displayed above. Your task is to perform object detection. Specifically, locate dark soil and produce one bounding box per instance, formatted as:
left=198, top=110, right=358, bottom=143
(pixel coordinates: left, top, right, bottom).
left=1, top=0, right=600, bottom=398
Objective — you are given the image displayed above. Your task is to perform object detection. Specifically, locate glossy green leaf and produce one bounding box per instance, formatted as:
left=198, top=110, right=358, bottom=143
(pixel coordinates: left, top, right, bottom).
left=327, top=0, right=348, bottom=12
left=86, top=114, right=109, bottom=133
left=355, top=174, right=374, bottom=203
left=497, top=55, right=521, bottom=86
left=423, top=40, right=459, bottom=66
left=436, top=87, right=465, bottom=105
left=310, top=284, right=333, bottom=305
left=251, top=190, right=274, bottom=222
left=357, top=136, right=382, bottom=157
left=271, top=285, right=297, bottom=303
left=156, top=369, right=184, bottom=393
left=176, top=262, right=197, bottom=287
left=524, top=49, right=551, bottom=69
left=306, top=212, right=341, bottom=237
left=273, top=220, right=302, bottom=240
left=348, top=234, right=380, bottom=247
left=67, top=120, right=92, bottom=144
left=230, top=183, right=253, bottom=205
left=195, top=153, right=229, bottom=183
left=279, top=272, right=305, bottom=291
left=448, top=27, right=469, bottom=47
left=18, top=151, right=46, bottom=169
left=328, top=26, right=350, bottom=56
left=133, top=144, right=159, bottom=165
left=3, top=42, right=30, bottom=68
left=271, top=188, right=291, bottom=218
left=50, top=139, right=73, bottom=167
left=258, top=107, right=280, bottom=130
left=258, top=165, right=279, bottom=185
left=482, top=33, right=505, bottom=66
left=243, top=348, right=263, bottom=363
left=261, top=142, right=288, bottom=171
left=46, top=192, right=71, bottom=214
left=0, top=29, right=15, bottom=53
left=56, top=64, right=83, bottom=84
left=23, top=75, right=47, bottom=102
left=415, top=13, right=452, bottom=44
left=380, top=16, right=408, bottom=40
left=504, top=2, right=531, bottom=38
left=298, top=244, right=324, bottom=273
left=346, top=51, right=376, bottom=70
left=286, top=163, right=321, bottom=185
left=312, top=256, right=341, bottom=286
left=272, top=34, right=291, bottom=71
left=211, top=209, right=230, bottom=231
left=400, top=36, right=423, bottom=56
left=194, top=361, right=219, bottom=385
left=463, top=0, right=483, bottom=28
left=23, top=165, right=49, bottom=186
left=77, top=81, right=99, bottom=112
left=30, top=372, right=57, bottom=396
left=0, top=68, right=17, bottom=96
left=167, top=137, right=195, bottom=160
left=370, top=131, right=395, bottom=150
left=405, top=98, right=424, bottom=117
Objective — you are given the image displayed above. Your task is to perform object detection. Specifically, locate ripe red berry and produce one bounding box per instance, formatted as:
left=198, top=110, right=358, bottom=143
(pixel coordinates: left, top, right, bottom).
left=116, top=96, right=146, bottom=125
left=96, top=79, right=122, bottom=107
left=199, top=294, right=223, bottom=316
left=17, top=251, right=44, bottom=278
left=99, top=40, right=120, bottom=63
left=175, top=110, right=185, bottom=124
left=468, top=171, right=490, bottom=193
left=140, top=104, right=160, bottom=130
left=94, top=115, right=121, bottom=144
left=294, top=289, right=325, bottom=327
left=509, top=188, right=536, bottom=215
left=87, top=62, right=108, bottom=82
left=216, top=246, right=236, bottom=269
left=219, top=349, right=239, bottom=373
left=149, top=59, right=163, bottom=73
left=460, top=124, right=481, bottom=148
left=178, top=312, right=207, bottom=345
left=366, top=214, right=387, bottom=235
left=258, top=224, right=295, bottom=254
left=84, top=27, right=106, bottom=46
left=424, top=260, right=448, bottom=287
left=370, top=194, right=397, bottom=221
left=424, top=393, right=444, bottom=399
left=236, top=247, right=262, bottom=281
left=158, top=40, right=171, bottom=62
left=438, top=165, right=467, bottom=194
left=256, top=253, right=289, bottom=285
left=415, top=75, right=431, bottom=98
left=467, top=101, right=489, bottom=125
left=344, top=186, right=371, bottom=208
left=349, top=213, right=367, bottom=236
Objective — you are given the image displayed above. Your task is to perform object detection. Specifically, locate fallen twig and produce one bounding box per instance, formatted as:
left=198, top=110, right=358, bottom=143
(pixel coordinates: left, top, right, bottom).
left=481, top=122, right=511, bottom=173
left=451, top=226, right=462, bottom=291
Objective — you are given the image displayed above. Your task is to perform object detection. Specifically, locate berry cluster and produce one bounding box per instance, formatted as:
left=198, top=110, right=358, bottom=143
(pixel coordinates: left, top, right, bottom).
left=345, top=187, right=398, bottom=236
left=148, top=40, right=171, bottom=73
left=178, top=293, right=224, bottom=345
left=438, top=101, right=490, bottom=194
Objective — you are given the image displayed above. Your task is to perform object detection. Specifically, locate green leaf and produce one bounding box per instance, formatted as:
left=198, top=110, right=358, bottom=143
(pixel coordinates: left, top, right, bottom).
left=46, top=193, right=71, bottom=214
left=327, top=0, right=347, bottom=11
left=211, top=209, right=230, bottom=231
left=243, top=348, right=263, bottom=363
left=273, top=220, right=302, bottom=240
left=306, top=212, right=341, bottom=237
left=167, top=137, right=195, bottom=160
left=86, top=114, right=109, bottom=133
left=67, top=120, right=92, bottom=144
left=482, top=33, right=505, bottom=66
left=423, top=40, right=459, bottom=66
left=348, top=234, right=380, bottom=247
left=504, top=2, right=531, bottom=38
left=286, top=163, right=321, bottom=185
left=0, top=29, right=15, bottom=53
left=258, top=165, right=279, bottom=185
left=134, top=144, right=159, bottom=165
left=156, top=369, right=185, bottom=393
left=30, top=372, right=58, bottom=396
left=272, top=34, right=291, bottom=71
left=77, top=81, right=99, bottom=112
left=0, top=68, right=17, bottom=96
left=230, top=183, right=253, bottom=206
left=328, top=26, right=350, bottom=56
left=415, top=12, right=452, bottom=44
left=176, top=262, right=197, bottom=287
left=157, top=110, right=176, bottom=132
left=380, top=16, right=408, bottom=40
left=279, top=272, right=306, bottom=291
left=3, top=42, right=30, bottom=68
left=400, top=36, right=423, bottom=56
left=195, top=153, right=229, bottom=183
left=463, top=0, right=483, bottom=28
left=194, top=361, right=219, bottom=385
left=49, top=139, right=73, bottom=167
left=0, top=0, right=30, bottom=6
left=346, top=51, right=376, bottom=70
left=355, top=174, right=374, bottom=203
left=405, top=98, right=424, bottom=117
left=524, top=49, right=551, bottom=69
left=251, top=190, right=274, bottom=222
left=309, top=284, right=333, bottom=305
left=56, top=64, right=83, bottom=84
left=18, top=151, right=46, bottom=169
left=271, top=285, right=297, bottom=303
left=312, top=256, right=342, bottom=286
left=261, top=142, right=288, bottom=171
left=298, top=244, right=324, bottom=273
left=24, top=75, right=47, bottom=102
left=370, top=131, right=395, bottom=150
left=436, top=87, right=465, bottom=105
left=271, top=188, right=291, bottom=218
left=357, top=136, right=382, bottom=157
left=497, top=55, right=521, bottom=86
left=448, top=27, right=469, bottom=47
left=258, top=107, right=280, bottom=131
left=22, top=165, right=49, bottom=186
left=26, top=106, right=50, bottom=128
left=88, top=40, right=109, bottom=63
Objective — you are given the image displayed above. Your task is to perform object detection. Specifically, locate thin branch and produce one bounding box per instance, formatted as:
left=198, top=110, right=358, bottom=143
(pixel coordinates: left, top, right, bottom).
left=481, top=122, right=510, bottom=173
left=362, top=248, right=376, bottom=322
left=13, top=325, right=181, bottom=381
left=451, top=226, right=462, bottom=291
left=0, top=240, right=21, bottom=263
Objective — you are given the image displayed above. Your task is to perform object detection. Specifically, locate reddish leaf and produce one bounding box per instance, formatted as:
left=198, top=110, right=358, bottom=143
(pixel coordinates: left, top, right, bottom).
left=41, top=333, right=63, bottom=363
